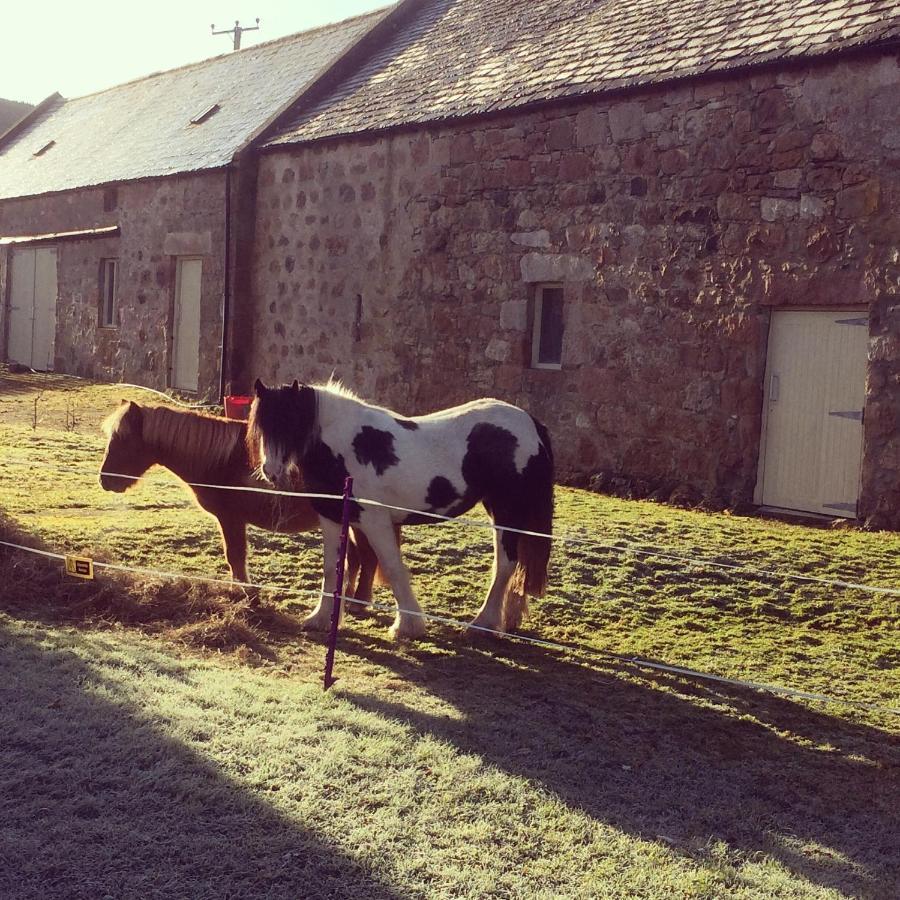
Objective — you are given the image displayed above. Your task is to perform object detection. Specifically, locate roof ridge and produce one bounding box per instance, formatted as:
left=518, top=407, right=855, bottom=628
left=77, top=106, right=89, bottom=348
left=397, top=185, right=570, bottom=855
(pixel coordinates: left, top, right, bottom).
left=63, top=4, right=394, bottom=104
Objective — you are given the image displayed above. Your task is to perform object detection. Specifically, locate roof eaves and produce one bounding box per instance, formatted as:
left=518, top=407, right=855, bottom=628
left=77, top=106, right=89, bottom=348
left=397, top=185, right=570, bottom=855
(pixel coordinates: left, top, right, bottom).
left=0, top=93, right=63, bottom=155
left=0, top=165, right=230, bottom=205
left=0, top=225, right=120, bottom=245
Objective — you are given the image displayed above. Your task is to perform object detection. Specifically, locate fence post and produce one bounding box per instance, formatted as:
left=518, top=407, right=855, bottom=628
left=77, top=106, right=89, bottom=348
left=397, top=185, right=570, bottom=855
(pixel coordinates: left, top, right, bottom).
left=323, top=476, right=354, bottom=691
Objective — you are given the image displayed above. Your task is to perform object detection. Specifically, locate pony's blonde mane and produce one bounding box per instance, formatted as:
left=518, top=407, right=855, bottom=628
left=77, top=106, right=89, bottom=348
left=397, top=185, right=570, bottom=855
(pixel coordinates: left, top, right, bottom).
left=110, top=403, right=244, bottom=478
left=101, top=404, right=130, bottom=439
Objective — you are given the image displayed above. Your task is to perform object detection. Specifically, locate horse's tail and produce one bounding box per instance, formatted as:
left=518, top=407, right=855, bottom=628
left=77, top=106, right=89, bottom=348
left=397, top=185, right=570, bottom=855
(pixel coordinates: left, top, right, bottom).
left=503, top=417, right=554, bottom=631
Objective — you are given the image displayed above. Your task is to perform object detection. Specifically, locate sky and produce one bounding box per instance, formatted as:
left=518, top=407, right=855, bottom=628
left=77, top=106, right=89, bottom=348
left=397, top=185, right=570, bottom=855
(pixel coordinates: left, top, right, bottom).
left=3, top=0, right=391, bottom=104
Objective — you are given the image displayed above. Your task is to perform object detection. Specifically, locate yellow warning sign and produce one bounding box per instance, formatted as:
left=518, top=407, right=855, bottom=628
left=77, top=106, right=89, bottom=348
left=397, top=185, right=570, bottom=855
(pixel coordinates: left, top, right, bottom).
left=64, top=555, right=94, bottom=580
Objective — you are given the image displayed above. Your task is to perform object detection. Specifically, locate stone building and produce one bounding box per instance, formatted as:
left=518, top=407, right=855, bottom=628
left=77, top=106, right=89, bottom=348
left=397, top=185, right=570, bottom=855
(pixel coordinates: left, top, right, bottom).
left=2, top=0, right=900, bottom=527
left=244, top=0, right=900, bottom=526
left=0, top=7, right=400, bottom=397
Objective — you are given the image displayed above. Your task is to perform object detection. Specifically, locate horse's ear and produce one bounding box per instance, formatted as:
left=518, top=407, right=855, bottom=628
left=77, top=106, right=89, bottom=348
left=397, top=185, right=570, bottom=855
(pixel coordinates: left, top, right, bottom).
left=119, top=400, right=142, bottom=435
left=254, top=378, right=267, bottom=396
left=291, top=379, right=300, bottom=392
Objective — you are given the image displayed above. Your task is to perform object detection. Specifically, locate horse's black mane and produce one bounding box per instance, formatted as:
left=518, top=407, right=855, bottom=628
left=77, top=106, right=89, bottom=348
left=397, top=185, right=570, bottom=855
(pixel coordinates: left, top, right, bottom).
left=247, top=382, right=319, bottom=464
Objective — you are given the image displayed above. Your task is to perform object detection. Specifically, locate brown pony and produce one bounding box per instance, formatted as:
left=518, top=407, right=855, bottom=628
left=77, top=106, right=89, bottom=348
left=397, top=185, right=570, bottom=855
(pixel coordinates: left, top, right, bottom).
left=98, top=400, right=382, bottom=610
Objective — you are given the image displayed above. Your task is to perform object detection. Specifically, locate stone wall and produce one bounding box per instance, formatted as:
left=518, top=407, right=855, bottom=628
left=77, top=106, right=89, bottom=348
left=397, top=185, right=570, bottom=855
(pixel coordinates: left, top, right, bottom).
left=0, top=171, right=227, bottom=399
left=248, top=51, right=900, bottom=523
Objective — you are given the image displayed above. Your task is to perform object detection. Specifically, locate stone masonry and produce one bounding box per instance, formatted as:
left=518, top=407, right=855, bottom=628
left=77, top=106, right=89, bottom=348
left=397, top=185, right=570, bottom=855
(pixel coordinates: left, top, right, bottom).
left=0, top=171, right=227, bottom=399
left=247, top=51, right=900, bottom=525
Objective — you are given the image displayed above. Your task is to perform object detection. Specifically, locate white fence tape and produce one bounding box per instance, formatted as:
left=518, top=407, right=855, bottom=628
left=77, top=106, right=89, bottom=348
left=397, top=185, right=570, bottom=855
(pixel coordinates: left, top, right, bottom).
left=0, top=536, right=896, bottom=716
left=4, top=456, right=900, bottom=599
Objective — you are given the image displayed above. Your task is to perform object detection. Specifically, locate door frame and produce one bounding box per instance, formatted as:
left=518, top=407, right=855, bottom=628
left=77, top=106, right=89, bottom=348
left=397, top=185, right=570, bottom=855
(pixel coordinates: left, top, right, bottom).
left=754, top=305, right=868, bottom=514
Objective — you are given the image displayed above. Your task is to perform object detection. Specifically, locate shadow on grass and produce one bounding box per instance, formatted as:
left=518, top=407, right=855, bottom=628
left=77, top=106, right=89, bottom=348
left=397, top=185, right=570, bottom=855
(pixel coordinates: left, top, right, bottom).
left=0, top=367, right=88, bottom=397
left=337, top=627, right=900, bottom=899
left=0, top=619, right=402, bottom=900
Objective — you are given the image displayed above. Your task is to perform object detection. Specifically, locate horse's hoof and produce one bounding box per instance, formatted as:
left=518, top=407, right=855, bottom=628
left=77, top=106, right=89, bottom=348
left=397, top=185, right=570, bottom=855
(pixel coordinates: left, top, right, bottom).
left=301, top=613, right=331, bottom=632
left=388, top=617, right=427, bottom=641
left=344, top=598, right=371, bottom=618
left=465, top=619, right=506, bottom=641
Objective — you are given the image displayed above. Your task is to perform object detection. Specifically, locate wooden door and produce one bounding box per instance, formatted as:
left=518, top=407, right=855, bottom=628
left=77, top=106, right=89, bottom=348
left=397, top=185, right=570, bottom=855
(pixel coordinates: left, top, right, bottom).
left=758, top=310, right=868, bottom=517
left=7, top=246, right=57, bottom=370
left=172, top=257, right=202, bottom=392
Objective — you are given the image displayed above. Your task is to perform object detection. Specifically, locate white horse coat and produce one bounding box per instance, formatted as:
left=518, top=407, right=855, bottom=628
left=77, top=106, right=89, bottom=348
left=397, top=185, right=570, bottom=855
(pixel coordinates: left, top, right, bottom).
left=248, top=380, right=554, bottom=640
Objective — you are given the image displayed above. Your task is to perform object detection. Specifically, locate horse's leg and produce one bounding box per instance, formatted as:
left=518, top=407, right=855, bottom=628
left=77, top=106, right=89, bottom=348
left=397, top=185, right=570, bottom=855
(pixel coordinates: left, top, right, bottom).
left=218, top=516, right=259, bottom=607
left=301, top=517, right=342, bottom=631
left=345, top=528, right=377, bottom=617
left=469, top=519, right=516, bottom=635
left=217, top=516, right=249, bottom=581
left=362, top=515, right=425, bottom=640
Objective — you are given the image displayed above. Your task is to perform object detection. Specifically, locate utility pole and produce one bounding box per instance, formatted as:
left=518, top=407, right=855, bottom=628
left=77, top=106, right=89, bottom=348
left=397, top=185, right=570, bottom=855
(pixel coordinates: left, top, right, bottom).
left=211, top=18, right=260, bottom=51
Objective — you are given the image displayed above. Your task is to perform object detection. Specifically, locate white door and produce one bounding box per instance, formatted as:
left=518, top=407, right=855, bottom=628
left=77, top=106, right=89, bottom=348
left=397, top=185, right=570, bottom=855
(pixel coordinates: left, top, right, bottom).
left=7, top=246, right=58, bottom=370
left=758, top=310, right=868, bottom=517
left=172, top=257, right=202, bottom=392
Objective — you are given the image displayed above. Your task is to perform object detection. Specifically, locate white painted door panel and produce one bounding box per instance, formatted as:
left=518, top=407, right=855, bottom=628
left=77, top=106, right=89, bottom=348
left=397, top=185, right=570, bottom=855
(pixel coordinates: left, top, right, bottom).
left=173, top=257, right=202, bottom=392
left=7, top=248, right=35, bottom=367
left=32, top=247, right=58, bottom=371
left=7, top=246, right=57, bottom=370
left=759, top=310, right=867, bottom=517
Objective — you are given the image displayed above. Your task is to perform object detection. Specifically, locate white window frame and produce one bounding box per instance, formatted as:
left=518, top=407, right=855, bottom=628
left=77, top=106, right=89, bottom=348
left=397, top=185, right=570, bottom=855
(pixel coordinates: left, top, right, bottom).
left=99, top=258, right=118, bottom=328
left=531, top=283, right=564, bottom=370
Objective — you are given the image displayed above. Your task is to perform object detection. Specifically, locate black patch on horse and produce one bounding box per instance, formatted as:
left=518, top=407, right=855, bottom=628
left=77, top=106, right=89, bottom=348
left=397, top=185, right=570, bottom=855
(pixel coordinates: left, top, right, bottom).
left=304, top=439, right=363, bottom=523
left=352, top=426, right=399, bottom=476
left=394, top=417, right=419, bottom=431
left=460, top=422, right=523, bottom=558
left=425, top=476, right=460, bottom=510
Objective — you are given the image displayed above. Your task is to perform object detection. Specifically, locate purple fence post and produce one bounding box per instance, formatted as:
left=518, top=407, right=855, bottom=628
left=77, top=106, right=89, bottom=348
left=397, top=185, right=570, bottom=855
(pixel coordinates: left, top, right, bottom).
left=323, top=476, right=354, bottom=691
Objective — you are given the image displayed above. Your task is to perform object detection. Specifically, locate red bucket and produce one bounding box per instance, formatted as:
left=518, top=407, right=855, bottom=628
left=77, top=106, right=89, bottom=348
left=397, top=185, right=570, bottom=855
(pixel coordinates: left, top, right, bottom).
left=224, top=394, right=252, bottom=420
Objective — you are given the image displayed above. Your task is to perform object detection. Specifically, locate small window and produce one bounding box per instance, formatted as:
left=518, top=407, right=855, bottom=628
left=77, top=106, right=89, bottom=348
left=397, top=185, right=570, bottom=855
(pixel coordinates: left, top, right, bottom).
left=99, top=259, right=119, bottom=327
left=531, top=285, right=564, bottom=368
left=190, top=103, right=221, bottom=125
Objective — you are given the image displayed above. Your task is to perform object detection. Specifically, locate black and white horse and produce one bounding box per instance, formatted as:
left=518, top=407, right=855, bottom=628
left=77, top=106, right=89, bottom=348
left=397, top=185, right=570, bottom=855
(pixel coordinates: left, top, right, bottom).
left=247, top=379, right=554, bottom=640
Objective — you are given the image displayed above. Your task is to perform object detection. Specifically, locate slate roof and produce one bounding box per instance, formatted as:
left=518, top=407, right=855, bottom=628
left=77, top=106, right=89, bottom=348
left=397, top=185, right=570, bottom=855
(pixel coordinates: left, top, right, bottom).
left=269, top=0, right=900, bottom=146
left=0, top=8, right=390, bottom=201
left=0, top=99, right=34, bottom=134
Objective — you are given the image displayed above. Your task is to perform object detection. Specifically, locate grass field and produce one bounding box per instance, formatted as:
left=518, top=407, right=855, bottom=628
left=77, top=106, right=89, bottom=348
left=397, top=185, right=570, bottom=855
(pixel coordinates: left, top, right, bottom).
left=1, top=369, right=898, bottom=898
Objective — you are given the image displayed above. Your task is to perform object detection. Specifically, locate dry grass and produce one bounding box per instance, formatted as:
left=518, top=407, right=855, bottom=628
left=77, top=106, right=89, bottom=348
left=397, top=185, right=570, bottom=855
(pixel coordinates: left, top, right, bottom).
left=0, top=512, right=301, bottom=658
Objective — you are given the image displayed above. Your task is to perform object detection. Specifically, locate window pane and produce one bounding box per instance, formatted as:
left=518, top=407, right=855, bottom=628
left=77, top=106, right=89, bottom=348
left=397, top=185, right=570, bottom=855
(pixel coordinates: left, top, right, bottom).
left=538, top=288, right=563, bottom=364
left=101, top=259, right=117, bottom=326
left=108, top=261, right=116, bottom=325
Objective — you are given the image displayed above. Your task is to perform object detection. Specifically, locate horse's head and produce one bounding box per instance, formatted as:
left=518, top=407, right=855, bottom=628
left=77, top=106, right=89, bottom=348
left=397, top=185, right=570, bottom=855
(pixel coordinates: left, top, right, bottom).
left=247, top=378, right=316, bottom=490
left=98, top=400, right=156, bottom=492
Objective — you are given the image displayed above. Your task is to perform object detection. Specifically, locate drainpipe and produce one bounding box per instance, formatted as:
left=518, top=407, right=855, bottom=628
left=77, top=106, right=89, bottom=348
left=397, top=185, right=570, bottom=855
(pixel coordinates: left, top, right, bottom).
left=219, top=165, right=232, bottom=402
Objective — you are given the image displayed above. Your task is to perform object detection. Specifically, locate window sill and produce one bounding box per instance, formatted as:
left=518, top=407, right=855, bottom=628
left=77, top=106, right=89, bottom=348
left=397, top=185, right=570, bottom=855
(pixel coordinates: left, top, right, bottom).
left=531, top=362, right=563, bottom=371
